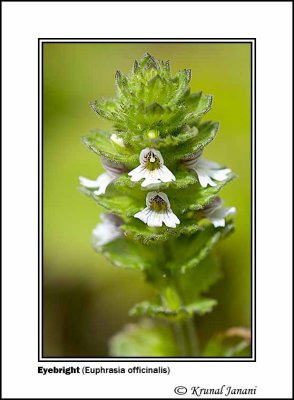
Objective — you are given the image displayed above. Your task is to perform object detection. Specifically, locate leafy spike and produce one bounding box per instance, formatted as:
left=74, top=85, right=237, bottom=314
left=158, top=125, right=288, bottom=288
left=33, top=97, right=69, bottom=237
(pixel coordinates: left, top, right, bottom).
left=79, top=54, right=240, bottom=358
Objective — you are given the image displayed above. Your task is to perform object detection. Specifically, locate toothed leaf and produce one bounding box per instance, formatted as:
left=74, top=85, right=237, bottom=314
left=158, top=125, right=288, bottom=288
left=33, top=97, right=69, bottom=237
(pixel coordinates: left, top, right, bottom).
left=82, top=130, right=137, bottom=168
left=167, top=223, right=234, bottom=273
left=129, top=298, right=217, bottom=320
left=98, top=237, right=155, bottom=271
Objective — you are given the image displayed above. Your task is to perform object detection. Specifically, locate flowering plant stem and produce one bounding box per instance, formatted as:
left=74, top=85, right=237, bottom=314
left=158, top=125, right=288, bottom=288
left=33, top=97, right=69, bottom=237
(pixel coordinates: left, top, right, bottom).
left=173, top=300, right=200, bottom=357
left=79, top=53, right=251, bottom=357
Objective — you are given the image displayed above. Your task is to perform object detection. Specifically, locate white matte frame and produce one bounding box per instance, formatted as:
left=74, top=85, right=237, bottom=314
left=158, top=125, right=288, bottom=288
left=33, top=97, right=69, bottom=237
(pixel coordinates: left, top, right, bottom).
left=2, top=2, right=292, bottom=399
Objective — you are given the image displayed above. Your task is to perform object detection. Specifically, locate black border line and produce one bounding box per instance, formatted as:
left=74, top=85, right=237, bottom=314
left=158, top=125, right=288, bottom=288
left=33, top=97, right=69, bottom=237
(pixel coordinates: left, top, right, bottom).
left=41, top=43, right=44, bottom=362
left=38, top=38, right=256, bottom=40
left=38, top=39, right=256, bottom=362
left=37, top=36, right=40, bottom=366
left=39, top=40, right=255, bottom=44
left=253, top=39, right=257, bottom=360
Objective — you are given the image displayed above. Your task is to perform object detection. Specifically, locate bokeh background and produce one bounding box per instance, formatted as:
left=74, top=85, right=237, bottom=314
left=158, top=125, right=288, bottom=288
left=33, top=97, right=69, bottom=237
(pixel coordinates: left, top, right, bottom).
left=43, top=43, right=251, bottom=357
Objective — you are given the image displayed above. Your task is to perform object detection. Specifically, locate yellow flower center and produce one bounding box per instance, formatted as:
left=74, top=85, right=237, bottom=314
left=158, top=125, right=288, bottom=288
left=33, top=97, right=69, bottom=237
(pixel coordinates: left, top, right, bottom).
left=146, top=151, right=161, bottom=171
left=150, top=195, right=168, bottom=212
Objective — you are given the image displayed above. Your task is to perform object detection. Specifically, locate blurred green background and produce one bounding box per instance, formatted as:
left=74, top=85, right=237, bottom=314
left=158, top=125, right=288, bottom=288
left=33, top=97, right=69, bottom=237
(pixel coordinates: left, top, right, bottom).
left=43, top=43, right=251, bottom=357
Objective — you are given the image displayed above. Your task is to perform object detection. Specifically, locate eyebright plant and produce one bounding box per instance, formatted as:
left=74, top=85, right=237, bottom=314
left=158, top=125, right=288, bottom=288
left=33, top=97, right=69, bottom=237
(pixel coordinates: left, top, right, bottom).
left=79, top=53, right=251, bottom=357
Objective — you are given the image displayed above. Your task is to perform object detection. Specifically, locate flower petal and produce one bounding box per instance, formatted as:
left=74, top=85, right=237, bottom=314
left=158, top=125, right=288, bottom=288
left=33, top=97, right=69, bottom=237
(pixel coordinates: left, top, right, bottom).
left=184, top=157, right=231, bottom=188
left=164, top=210, right=180, bottom=228
left=157, top=165, right=176, bottom=182
left=207, top=206, right=236, bottom=227
left=141, top=170, right=162, bottom=187
left=209, top=216, right=226, bottom=228
left=92, top=213, right=123, bottom=247
left=134, top=208, right=150, bottom=224
left=128, top=165, right=146, bottom=182
left=207, top=167, right=231, bottom=182
left=92, top=172, right=115, bottom=195
left=80, top=172, right=116, bottom=194
left=198, top=158, right=222, bottom=169
left=196, top=169, right=217, bottom=188
left=79, top=176, right=101, bottom=188
left=149, top=210, right=163, bottom=227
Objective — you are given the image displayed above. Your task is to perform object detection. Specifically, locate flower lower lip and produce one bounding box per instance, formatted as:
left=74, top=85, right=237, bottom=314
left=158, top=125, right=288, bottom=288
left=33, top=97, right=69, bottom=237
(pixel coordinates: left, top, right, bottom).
left=134, top=191, right=180, bottom=228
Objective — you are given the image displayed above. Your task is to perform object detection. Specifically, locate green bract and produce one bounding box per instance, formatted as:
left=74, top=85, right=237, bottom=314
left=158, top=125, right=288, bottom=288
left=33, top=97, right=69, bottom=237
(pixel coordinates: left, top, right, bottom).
left=80, top=53, right=243, bottom=357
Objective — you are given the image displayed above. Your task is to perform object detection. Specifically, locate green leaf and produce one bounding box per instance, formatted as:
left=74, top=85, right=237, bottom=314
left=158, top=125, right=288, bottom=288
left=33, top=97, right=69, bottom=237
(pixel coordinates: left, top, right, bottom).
left=185, top=299, right=217, bottom=316
left=184, top=91, right=213, bottom=119
left=168, top=70, right=191, bottom=105
left=109, top=319, right=180, bottom=357
left=203, top=328, right=251, bottom=357
left=167, top=223, right=234, bottom=273
left=122, top=219, right=202, bottom=245
left=90, top=99, right=119, bottom=120
left=79, top=185, right=139, bottom=218
left=82, top=130, right=137, bottom=168
left=129, top=298, right=217, bottom=320
left=180, top=253, right=222, bottom=296
left=99, top=237, right=155, bottom=270
left=165, top=120, right=219, bottom=164
left=115, top=70, right=132, bottom=100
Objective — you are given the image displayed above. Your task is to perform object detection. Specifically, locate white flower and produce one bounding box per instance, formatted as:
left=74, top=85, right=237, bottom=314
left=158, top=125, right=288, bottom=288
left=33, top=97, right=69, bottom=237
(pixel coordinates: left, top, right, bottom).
left=183, top=151, right=231, bottom=188
left=134, top=192, right=180, bottom=228
left=128, top=148, right=176, bottom=187
left=79, top=158, right=125, bottom=196
left=110, top=133, right=125, bottom=147
left=202, top=197, right=236, bottom=228
left=92, top=214, right=123, bottom=247
left=79, top=173, right=114, bottom=196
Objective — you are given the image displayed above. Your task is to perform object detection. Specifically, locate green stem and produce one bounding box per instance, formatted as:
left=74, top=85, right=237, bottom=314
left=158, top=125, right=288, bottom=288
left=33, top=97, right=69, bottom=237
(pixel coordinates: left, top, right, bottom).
left=186, top=318, right=200, bottom=356
left=173, top=321, right=188, bottom=356
left=159, top=241, right=200, bottom=357
left=172, top=274, right=200, bottom=357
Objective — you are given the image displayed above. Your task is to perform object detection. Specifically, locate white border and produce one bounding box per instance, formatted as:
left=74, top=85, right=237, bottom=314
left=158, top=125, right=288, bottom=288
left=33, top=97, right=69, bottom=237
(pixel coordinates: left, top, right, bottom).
left=3, top=2, right=292, bottom=398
